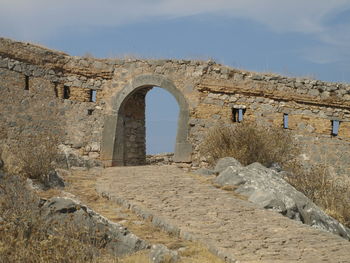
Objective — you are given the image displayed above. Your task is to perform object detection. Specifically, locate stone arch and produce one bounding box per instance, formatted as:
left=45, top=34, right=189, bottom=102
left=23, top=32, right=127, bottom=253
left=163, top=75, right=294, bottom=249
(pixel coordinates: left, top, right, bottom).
left=101, top=74, right=192, bottom=166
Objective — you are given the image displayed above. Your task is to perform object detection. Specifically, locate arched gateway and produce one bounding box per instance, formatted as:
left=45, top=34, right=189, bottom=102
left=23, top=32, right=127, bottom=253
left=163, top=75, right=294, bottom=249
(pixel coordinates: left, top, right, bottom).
left=100, top=74, right=192, bottom=166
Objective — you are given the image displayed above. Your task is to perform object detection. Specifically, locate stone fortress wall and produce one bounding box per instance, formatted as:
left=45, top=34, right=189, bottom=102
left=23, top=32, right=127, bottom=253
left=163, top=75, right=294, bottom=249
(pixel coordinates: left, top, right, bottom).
left=1, top=37, right=350, bottom=175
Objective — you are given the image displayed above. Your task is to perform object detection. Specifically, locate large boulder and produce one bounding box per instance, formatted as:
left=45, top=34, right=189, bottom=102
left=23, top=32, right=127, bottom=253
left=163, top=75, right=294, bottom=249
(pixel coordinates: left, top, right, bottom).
left=214, top=161, right=350, bottom=240
left=214, top=157, right=242, bottom=174
left=40, top=197, right=150, bottom=256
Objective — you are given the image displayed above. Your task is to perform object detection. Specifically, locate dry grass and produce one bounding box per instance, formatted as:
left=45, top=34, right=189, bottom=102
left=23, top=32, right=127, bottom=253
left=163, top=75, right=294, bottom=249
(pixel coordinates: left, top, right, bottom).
left=284, top=163, right=350, bottom=228
left=200, top=122, right=299, bottom=167
left=0, top=175, right=119, bottom=263
left=15, top=133, right=60, bottom=181
left=116, top=244, right=225, bottom=263
left=177, top=244, right=225, bottom=263
left=0, top=87, right=64, bottom=181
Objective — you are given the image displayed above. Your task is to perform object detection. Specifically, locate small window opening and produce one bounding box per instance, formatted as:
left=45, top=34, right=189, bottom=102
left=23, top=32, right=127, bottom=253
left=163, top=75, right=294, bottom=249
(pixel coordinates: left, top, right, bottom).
left=283, top=113, right=289, bottom=129
left=24, top=75, right=29, bottom=90
left=232, top=108, right=246, bottom=122
left=331, top=120, right=340, bottom=136
left=54, top=83, right=59, bottom=98
left=89, top=90, right=97, bottom=102
left=63, top=86, right=70, bottom=99
left=87, top=109, right=94, bottom=115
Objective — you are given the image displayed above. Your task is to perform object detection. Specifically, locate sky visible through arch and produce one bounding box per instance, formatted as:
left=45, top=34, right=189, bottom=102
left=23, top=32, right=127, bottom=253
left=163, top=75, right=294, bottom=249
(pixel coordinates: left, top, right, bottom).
left=146, top=87, right=179, bottom=154
left=1, top=0, right=350, bottom=152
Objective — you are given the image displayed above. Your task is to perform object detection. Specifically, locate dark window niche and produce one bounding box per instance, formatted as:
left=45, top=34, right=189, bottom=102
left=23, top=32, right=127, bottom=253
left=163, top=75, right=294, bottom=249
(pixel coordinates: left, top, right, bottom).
left=24, top=75, right=29, bottom=90
left=232, top=108, right=246, bottom=122
left=63, top=86, right=70, bottom=99
left=87, top=109, right=94, bottom=115
left=54, top=83, right=59, bottom=98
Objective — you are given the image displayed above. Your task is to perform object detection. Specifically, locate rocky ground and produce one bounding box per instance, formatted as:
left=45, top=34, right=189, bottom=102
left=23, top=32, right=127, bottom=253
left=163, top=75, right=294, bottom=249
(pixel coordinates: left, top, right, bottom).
left=3, top=154, right=350, bottom=262
left=42, top=167, right=225, bottom=263
left=97, top=165, right=350, bottom=263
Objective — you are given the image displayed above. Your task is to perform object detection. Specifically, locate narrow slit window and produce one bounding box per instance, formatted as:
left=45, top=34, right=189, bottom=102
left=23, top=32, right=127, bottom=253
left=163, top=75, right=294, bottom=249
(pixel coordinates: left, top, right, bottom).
left=54, top=83, right=59, bottom=98
left=283, top=114, right=289, bottom=129
left=63, top=86, right=70, bottom=99
left=232, top=108, right=237, bottom=122
left=87, top=109, right=94, bottom=115
left=24, top=75, right=29, bottom=90
left=89, top=90, right=97, bottom=102
left=331, top=120, right=340, bottom=136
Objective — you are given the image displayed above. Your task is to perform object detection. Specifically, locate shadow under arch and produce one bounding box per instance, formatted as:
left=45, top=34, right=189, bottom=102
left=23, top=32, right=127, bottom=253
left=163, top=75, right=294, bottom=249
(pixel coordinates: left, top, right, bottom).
left=101, top=74, right=192, bottom=166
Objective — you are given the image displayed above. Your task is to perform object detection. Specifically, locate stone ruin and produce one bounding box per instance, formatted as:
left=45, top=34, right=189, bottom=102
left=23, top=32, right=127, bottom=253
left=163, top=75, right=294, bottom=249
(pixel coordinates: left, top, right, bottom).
left=1, top=37, right=350, bottom=176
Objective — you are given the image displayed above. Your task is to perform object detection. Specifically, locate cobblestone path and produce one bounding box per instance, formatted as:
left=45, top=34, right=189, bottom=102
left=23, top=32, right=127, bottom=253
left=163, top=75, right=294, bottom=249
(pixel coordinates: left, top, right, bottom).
left=96, top=165, right=350, bottom=263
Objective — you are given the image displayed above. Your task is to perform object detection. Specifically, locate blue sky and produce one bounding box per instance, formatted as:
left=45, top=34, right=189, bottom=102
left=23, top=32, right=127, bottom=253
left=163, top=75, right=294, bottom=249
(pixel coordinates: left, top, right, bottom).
left=146, top=88, right=178, bottom=154
left=1, top=0, right=350, bottom=153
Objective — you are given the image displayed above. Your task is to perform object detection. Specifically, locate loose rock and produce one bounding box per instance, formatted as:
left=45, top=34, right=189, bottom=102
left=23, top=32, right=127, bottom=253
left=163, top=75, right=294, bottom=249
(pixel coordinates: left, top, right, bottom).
left=214, top=157, right=242, bottom=174
left=41, top=197, right=150, bottom=256
left=150, top=244, right=179, bottom=263
left=43, top=170, right=65, bottom=188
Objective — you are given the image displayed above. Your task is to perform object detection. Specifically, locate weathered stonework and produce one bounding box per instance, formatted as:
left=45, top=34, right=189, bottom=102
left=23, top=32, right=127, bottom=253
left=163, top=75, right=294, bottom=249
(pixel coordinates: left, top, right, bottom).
left=1, top=37, right=350, bottom=175
left=122, top=88, right=149, bottom=165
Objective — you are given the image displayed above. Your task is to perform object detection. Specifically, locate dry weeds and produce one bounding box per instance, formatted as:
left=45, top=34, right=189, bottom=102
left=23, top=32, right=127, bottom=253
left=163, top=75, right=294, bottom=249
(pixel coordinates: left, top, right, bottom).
left=0, top=175, right=118, bottom=263
left=116, top=243, right=225, bottom=263
left=200, top=122, right=299, bottom=167
left=284, top=163, right=350, bottom=228
left=0, top=83, right=64, bottom=180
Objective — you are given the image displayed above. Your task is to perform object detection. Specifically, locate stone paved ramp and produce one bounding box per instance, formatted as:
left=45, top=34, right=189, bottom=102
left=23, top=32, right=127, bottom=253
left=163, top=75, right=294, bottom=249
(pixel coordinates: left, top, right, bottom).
left=96, top=165, right=350, bottom=263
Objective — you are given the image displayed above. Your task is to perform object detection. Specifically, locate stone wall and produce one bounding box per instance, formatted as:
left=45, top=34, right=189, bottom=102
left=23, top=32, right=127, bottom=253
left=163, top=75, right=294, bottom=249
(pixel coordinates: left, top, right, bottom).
left=190, top=81, right=350, bottom=175
left=1, top=37, right=350, bottom=176
left=0, top=40, right=106, bottom=164
left=121, top=88, right=149, bottom=165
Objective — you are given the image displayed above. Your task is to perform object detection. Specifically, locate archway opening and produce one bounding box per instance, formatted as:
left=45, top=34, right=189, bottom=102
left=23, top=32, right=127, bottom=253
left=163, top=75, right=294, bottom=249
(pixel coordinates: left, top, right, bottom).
left=101, top=74, right=192, bottom=167
left=120, top=86, right=179, bottom=165
left=146, top=87, right=179, bottom=156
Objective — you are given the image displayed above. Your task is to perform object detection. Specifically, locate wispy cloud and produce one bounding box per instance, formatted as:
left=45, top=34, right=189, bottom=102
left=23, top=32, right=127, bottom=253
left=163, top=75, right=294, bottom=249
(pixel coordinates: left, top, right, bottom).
left=1, top=0, right=350, bottom=64
left=0, top=1, right=348, bottom=34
